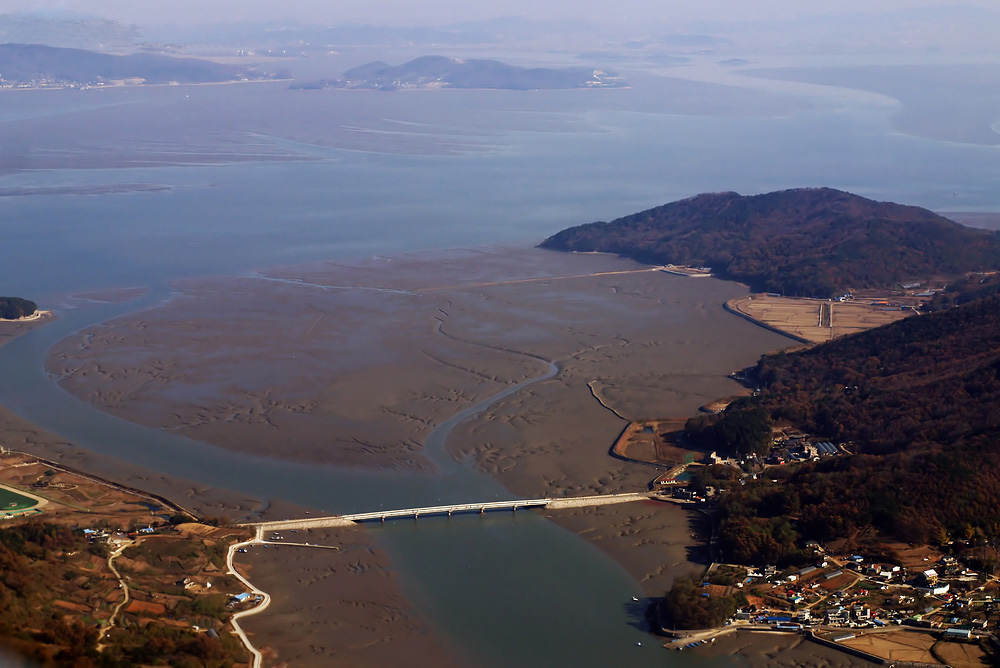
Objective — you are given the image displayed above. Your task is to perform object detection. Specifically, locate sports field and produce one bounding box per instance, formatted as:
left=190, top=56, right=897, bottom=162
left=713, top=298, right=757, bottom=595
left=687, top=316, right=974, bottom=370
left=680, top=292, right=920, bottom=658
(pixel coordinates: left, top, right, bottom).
left=0, top=485, right=40, bottom=512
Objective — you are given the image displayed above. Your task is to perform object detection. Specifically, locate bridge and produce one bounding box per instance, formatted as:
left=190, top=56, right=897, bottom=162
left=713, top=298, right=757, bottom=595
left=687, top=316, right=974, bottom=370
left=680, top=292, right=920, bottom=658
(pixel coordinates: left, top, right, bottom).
left=245, top=492, right=655, bottom=532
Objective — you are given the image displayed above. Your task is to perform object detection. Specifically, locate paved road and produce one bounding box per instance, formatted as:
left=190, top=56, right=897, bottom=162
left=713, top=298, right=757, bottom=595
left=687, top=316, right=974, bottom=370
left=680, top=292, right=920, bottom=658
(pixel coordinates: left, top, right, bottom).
left=227, top=528, right=269, bottom=668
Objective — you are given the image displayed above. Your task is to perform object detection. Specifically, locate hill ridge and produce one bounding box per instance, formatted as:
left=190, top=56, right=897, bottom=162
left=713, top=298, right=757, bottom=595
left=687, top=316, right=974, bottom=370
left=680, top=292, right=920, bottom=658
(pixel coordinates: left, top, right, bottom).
left=540, top=187, right=1000, bottom=297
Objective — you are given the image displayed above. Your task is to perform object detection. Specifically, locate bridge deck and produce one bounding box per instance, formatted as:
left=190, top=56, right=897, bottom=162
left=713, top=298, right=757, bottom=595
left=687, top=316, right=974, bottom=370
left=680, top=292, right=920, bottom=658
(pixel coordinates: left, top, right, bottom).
left=246, top=492, right=654, bottom=532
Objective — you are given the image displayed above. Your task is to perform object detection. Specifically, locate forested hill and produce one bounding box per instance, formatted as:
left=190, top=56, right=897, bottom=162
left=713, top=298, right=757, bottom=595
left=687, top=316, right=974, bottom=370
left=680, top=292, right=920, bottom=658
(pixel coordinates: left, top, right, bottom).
left=702, top=293, right=1000, bottom=561
left=0, top=43, right=286, bottom=86
left=539, top=188, right=1000, bottom=297
left=293, top=55, right=624, bottom=90
left=0, top=297, right=36, bottom=319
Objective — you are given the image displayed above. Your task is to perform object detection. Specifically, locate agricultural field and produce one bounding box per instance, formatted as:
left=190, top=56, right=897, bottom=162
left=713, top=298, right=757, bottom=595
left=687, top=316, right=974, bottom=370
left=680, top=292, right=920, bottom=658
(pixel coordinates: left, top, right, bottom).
left=728, top=294, right=917, bottom=344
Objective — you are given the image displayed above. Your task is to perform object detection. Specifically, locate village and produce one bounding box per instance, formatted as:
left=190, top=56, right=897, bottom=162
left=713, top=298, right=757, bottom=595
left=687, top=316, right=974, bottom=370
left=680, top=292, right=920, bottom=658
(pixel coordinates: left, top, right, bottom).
left=617, top=422, right=1000, bottom=666
left=666, top=538, right=999, bottom=666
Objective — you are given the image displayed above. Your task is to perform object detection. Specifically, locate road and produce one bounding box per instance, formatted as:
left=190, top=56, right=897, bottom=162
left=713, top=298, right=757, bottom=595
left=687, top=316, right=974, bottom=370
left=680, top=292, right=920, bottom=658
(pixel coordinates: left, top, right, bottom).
left=227, top=528, right=270, bottom=668
left=96, top=540, right=132, bottom=650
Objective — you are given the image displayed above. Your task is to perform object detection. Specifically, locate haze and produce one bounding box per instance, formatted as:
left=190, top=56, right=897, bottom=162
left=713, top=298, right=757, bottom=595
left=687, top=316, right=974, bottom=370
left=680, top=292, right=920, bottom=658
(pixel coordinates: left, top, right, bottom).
left=7, top=0, right=1000, bottom=30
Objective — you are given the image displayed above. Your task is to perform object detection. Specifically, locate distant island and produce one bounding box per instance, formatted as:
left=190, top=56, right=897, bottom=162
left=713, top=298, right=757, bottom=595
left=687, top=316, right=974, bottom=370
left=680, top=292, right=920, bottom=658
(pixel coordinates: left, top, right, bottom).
left=540, top=188, right=1000, bottom=297
left=0, top=297, right=37, bottom=320
left=0, top=43, right=289, bottom=89
left=292, top=55, right=626, bottom=91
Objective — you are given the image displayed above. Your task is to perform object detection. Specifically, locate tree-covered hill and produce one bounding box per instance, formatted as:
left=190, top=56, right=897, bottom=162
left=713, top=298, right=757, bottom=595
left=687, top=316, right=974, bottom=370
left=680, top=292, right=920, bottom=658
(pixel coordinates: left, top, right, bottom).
left=540, top=188, right=1000, bottom=297
left=0, top=297, right=36, bottom=319
left=293, top=55, right=624, bottom=90
left=0, top=43, right=286, bottom=86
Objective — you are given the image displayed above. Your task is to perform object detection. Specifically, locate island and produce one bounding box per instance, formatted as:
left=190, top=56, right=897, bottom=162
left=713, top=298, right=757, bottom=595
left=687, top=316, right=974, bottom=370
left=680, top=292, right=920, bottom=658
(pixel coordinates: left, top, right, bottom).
left=0, top=297, right=37, bottom=320
left=540, top=187, right=1000, bottom=298
left=0, top=43, right=289, bottom=89
left=292, top=55, right=626, bottom=91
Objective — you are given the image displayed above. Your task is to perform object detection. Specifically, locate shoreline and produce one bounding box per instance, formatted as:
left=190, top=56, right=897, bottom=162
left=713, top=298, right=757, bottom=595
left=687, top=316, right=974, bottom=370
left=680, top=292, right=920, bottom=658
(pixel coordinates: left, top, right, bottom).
left=0, top=309, right=51, bottom=323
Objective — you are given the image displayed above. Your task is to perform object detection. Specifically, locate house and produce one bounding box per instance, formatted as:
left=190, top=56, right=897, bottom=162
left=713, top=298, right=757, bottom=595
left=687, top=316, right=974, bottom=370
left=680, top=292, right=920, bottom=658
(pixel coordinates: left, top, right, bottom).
left=826, top=607, right=850, bottom=625
left=944, top=628, right=972, bottom=640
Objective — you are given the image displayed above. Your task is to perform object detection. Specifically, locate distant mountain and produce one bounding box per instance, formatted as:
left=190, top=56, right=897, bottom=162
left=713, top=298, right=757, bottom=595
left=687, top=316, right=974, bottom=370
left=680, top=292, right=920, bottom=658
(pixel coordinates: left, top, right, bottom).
left=0, top=14, right=138, bottom=50
left=0, top=43, right=287, bottom=87
left=293, top=55, right=625, bottom=91
left=540, top=188, right=1000, bottom=297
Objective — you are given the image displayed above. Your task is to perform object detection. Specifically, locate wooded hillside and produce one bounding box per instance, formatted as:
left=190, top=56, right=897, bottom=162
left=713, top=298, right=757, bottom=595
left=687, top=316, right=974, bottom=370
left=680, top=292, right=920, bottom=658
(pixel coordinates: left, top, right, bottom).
left=540, top=188, right=1000, bottom=297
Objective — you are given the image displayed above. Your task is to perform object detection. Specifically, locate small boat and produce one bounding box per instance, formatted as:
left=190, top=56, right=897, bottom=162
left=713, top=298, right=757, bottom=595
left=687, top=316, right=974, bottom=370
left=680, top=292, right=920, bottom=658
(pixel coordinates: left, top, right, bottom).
left=636, top=642, right=642, bottom=647
left=632, top=596, right=640, bottom=602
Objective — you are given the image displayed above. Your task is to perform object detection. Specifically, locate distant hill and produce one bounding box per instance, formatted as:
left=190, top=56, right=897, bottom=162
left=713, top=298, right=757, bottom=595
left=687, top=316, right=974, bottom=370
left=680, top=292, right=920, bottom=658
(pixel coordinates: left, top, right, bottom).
left=540, top=188, right=1000, bottom=297
left=0, top=15, right=138, bottom=50
left=0, top=43, right=287, bottom=87
left=695, top=292, right=1000, bottom=563
left=293, top=55, right=625, bottom=91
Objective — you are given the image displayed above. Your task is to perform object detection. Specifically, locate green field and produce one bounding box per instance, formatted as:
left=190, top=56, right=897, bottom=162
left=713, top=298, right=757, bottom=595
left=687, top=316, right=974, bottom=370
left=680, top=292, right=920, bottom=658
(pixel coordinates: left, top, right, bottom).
left=0, top=487, right=38, bottom=512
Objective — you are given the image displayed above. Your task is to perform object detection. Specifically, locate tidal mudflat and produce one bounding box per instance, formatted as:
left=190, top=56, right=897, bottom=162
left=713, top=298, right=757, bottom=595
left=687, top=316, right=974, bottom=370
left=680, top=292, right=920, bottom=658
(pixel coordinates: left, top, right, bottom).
left=47, top=247, right=791, bottom=482
left=37, top=246, right=797, bottom=664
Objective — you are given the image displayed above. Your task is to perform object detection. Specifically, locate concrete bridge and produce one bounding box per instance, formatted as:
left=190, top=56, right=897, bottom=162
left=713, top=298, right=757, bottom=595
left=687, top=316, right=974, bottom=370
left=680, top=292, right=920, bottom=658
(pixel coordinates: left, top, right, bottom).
left=245, top=492, right=654, bottom=532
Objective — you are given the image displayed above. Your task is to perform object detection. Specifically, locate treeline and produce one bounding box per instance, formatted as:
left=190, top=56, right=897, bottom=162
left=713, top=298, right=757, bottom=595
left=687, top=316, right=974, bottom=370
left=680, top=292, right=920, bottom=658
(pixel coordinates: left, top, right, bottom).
left=0, top=523, right=101, bottom=666
left=540, top=188, right=1000, bottom=297
left=685, top=404, right=772, bottom=456
left=696, top=294, right=1000, bottom=564
left=0, top=297, right=36, bottom=319
left=658, top=575, right=745, bottom=630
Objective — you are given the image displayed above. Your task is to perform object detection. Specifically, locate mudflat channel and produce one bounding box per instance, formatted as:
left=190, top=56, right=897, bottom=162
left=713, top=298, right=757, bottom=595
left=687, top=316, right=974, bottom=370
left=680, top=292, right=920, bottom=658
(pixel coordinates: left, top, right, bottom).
left=33, top=246, right=794, bottom=666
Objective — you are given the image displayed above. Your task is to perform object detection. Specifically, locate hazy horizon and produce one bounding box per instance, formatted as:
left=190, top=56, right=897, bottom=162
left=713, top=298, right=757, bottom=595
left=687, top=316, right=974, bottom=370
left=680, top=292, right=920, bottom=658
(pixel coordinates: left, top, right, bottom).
left=5, top=0, right=1000, bottom=29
